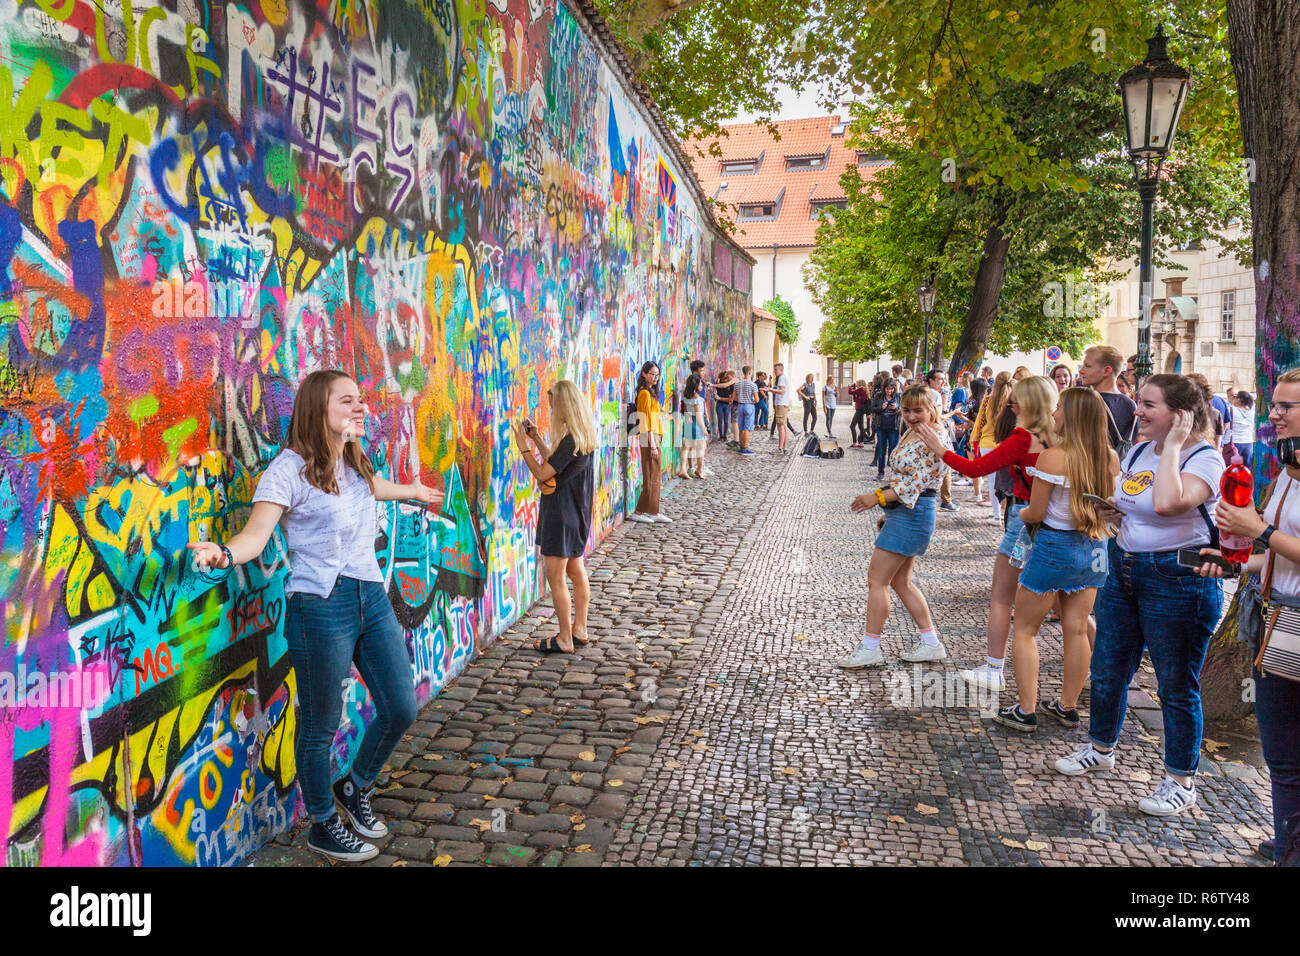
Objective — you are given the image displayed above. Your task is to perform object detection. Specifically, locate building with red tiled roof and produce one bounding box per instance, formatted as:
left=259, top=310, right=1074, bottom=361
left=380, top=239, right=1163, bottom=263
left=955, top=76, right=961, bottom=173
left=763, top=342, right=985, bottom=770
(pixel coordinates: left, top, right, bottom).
left=686, top=113, right=893, bottom=391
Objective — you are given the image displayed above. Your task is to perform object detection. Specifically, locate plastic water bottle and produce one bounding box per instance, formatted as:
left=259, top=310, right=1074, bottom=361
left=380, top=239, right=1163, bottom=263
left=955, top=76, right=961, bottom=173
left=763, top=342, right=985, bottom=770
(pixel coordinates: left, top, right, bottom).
left=1219, top=455, right=1254, bottom=565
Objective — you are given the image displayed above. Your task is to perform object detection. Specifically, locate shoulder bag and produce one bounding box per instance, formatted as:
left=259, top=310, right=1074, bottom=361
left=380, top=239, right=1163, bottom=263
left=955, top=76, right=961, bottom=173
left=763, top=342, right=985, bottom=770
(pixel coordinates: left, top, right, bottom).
left=1257, top=477, right=1300, bottom=682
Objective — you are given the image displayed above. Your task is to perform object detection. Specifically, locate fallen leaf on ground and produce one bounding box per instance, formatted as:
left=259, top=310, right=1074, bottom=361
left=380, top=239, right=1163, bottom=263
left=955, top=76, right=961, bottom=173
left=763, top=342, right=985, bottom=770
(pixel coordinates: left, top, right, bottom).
left=706, top=682, right=721, bottom=688
left=1001, top=837, right=1026, bottom=849
left=859, top=768, right=877, bottom=780
left=1212, top=753, right=1225, bottom=761
left=616, top=746, right=631, bottom=754
left=817, top=697, right=831, bottom=703
left=1138, top=734, right=1160, bottom=743
left=392, top=860, right=408, bottom=867
left=468, top=818, right=494, bottom=832
left=1129, top=771, right=1152, bottom=783
left=664, top=760, right=681, bottom=769
left=795, top=634, right=808, bottom=641
left=692, top=744, right=708, bottom=752
left=1025, top=840, right=1048, bottom=852
left=483, top=795, right=496, bottom=802
left=691, top=729, right=707, bottom=737
left=609, top=779, right=624, bottom=787
left=390, top=770, right=411, bottom=779
left=915, top=803, right=940, bottom=815
left=578, top=751, right=596, bottom=761
left=1013, top=778, right=1033, bottom=786
left=432, top=855, right=453, bottom=867
left=569, top=814, right=584, bottom=823
left=573, top=823, right=586, bottom=831
left=1203, top=738, right=1227, bottom=752
left=781, top=767, right=798, bottom=776
left=520, top=709, right=532, bottom=716
left=675, top=638, right=694, bottom=644
left=574, top=844, right=593, bottom=853
left=571, top=772, right=583, bottom=783
left=887, top=815, right=906, bottom=824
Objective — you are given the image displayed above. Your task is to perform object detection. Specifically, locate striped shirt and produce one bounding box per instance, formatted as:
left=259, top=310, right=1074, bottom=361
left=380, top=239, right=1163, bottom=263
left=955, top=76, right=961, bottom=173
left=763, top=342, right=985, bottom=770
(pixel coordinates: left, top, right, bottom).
left=733, top=378, right=759, bottom=403
left=251, top=449, right=383, bottom=597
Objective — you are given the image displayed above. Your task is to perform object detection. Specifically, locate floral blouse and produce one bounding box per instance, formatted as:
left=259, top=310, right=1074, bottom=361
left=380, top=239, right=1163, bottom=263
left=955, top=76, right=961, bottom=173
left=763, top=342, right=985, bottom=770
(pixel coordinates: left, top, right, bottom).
left=884, top=432, right=951, bottom=508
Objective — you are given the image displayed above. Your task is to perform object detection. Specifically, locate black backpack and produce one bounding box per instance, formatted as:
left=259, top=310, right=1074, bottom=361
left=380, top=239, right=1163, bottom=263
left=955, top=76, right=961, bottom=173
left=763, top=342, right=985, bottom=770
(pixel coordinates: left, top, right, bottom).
left=801, top=434, right=821, bottom=457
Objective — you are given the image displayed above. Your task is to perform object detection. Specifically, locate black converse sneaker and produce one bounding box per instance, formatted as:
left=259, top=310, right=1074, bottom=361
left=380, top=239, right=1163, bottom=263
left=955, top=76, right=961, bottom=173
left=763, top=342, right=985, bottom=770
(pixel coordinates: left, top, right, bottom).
left=307, top=815, right=379, bottom=863
left=333, top=776, right=388, bottom=839
left=993, top=705, right=1038, bottom=732
left=1039, top=699, right=1081, bottom=728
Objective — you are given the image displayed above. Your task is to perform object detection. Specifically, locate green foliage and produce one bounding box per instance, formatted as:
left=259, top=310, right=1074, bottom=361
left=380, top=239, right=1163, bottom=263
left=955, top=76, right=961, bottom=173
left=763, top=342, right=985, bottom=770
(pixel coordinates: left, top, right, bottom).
left=805, top=62, right=1247, bottom=365
left=763, top=296, right=801, bottom=343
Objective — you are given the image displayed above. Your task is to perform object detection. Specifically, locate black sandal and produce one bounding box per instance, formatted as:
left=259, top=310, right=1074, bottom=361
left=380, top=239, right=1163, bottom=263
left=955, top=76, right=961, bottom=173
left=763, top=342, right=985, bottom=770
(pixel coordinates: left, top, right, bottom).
left=572, top=632, right=590, bottom=647
left=534, top=636, right=575, bottom=654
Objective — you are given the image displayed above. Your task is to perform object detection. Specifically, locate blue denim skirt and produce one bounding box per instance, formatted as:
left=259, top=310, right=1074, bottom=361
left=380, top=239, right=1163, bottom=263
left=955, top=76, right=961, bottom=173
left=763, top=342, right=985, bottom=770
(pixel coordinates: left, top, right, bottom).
left=998, top=501, right=1026, bottom=558
left=875, top=495, right=938, bottom=556
left=1018, top=526, right=1109, bottom=595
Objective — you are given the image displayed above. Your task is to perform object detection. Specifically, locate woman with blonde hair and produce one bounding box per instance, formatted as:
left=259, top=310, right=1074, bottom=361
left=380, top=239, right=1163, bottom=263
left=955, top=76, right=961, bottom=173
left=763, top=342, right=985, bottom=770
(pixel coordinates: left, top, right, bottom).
left=839, top=384, right=952, bottom=669
left=994, top=388, right=1120, bottom=732
left=514, top=379, right=598, bottom=655
left=916, top=375, right=1057, bottom=692
left=188, top=370, right=443, bottom=863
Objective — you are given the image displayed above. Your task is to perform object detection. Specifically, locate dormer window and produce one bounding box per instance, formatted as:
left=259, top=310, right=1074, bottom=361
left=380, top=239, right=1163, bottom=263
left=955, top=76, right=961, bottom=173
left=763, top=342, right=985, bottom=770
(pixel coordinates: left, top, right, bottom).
left=786, top=155, right=825, bottom=171
left=810, top=199, right=847, bottom=218
left=721, top=159, right=757, bottom=174
left=857, top=152, right=890, bottom=166
left=738, top=203, right=776, bottom=219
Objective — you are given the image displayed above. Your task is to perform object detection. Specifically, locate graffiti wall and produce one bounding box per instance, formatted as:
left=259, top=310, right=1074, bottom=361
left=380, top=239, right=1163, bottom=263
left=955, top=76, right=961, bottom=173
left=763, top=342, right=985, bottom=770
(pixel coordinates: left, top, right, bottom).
left=0, top=0, right=752, bottom=866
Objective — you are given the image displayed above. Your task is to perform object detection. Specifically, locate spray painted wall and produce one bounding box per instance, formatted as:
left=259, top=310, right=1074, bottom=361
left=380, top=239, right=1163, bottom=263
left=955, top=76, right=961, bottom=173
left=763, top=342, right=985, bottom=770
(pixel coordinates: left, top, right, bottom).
left=0, top=0, right=752, bottom=866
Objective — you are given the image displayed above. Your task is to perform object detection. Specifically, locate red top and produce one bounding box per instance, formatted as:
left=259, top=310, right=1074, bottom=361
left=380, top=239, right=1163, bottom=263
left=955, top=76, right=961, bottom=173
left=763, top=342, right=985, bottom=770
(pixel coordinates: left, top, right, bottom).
left=848, top=385, right=870, bottom=410
left=942, top=428, right=1040, bottom=500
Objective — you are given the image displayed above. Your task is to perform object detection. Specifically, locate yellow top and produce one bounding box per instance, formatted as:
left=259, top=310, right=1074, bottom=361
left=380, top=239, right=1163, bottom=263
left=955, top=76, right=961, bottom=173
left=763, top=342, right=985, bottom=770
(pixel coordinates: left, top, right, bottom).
left=972, top=396, right=999, bottom=449
left=636, top=388, right=664, bottom=435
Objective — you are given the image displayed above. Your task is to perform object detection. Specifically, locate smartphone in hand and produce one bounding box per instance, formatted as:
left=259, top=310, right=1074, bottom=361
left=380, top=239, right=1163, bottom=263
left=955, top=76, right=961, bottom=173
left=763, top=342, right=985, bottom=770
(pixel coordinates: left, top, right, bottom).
left=1082, top=492, right=1125, bottom=515
left=1177, top=548, right=1237, bottom=573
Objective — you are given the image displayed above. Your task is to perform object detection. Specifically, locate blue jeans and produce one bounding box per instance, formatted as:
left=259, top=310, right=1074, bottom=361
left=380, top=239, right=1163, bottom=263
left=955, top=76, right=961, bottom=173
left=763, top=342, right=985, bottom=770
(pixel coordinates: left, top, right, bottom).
left=755, top=400, right=770, bottom=428
left=1090, top=542, right=1223, bottom=776
left=874, top=428, right=899, bottom=474
left=716, top=402, right=732, bottom=440
left=285, top=577, right=418, bottom=821
left=1256, top=665, right=1300, bottom=862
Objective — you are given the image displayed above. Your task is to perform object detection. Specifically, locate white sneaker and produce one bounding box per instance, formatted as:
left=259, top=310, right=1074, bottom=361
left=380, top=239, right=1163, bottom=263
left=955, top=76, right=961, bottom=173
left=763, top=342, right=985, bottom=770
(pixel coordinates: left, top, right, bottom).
left=1138, top=776, right=1197, bottom=816
left=652, top=513, right=674, bottom=523
left=901, top=640, right=947, bottom=662
left=701, top=466, right=716, bottom=477
left=960, top=665, right=1005, bottom=692
left=1054, top=743, right=1116, bottom=776
left=628, top=513, right=656, bottom=523
left=838, top=645, right=886, bottom=669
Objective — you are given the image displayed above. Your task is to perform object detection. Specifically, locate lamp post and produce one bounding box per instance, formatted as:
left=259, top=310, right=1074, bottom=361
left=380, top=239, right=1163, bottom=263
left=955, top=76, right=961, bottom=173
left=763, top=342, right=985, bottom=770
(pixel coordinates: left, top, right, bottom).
left=1118, top=24, right=1191, bottom=388
left=917, top=281, right=936, bottom=374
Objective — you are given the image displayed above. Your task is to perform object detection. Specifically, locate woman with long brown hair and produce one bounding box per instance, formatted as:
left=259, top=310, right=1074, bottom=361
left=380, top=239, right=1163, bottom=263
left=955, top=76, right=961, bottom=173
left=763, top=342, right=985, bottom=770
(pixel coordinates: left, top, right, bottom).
left=188, top=370, right=443, bottom=863
left=514, top=380, right=598, bottom=654
left=995, top=388, right=1120, bottom=732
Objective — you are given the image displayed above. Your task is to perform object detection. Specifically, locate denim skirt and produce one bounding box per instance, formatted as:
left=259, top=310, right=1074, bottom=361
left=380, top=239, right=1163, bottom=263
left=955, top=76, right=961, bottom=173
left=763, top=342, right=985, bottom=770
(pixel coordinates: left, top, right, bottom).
left=1017, top=526, right=1109, bottom=595
left=998, top=501, right=1026, bottom=559
left=875, top=495, right=938, bottom=557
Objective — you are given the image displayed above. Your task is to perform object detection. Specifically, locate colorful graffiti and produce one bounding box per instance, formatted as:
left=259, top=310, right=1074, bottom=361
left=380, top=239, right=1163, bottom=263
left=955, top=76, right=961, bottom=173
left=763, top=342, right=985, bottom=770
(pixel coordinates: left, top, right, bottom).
left=0, top=0, right=750, bottom=865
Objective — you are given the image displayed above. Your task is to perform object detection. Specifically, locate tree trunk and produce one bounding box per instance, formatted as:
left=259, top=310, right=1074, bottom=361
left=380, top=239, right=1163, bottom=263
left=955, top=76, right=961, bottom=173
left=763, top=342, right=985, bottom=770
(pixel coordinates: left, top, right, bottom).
left=1201, top=0, right=1300, bottom=717
left=948, top=206, right=1011, bottom=379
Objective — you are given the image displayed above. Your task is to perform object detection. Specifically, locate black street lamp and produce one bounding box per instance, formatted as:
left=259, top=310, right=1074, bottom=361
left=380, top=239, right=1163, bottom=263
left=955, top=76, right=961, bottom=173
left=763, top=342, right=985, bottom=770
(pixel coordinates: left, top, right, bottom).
left=917, top=281, right=936, bottom=374
left=1118, top=24, right=1191, bottom=387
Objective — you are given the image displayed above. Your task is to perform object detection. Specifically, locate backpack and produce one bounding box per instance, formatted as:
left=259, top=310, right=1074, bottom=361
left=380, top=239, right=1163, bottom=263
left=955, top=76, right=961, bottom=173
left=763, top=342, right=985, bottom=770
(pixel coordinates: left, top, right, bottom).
left=1102, top=395, right=1138, bottom=459
left=801, top=434, right=821, bottom=458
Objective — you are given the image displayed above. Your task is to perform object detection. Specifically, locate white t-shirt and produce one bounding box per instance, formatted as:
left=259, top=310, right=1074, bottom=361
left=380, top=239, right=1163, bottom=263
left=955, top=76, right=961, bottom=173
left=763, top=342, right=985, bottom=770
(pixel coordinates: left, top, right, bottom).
left=1231, top=407, right=1255, bottom=445
left=1114, top=440, right=1224, bottom=553
left=772, top=374, right=790, bottom=406
left=1264, top=471, right=1300, bottom=595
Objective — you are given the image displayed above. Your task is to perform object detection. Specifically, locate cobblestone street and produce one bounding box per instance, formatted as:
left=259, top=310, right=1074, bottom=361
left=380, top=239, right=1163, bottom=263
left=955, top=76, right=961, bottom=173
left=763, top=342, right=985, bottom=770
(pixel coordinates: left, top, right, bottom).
left=254, top=423, right=1275, bottom=867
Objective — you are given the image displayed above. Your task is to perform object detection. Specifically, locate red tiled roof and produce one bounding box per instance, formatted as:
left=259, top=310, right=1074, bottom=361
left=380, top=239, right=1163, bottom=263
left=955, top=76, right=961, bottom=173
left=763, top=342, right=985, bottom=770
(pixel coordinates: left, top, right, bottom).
left=686, top=116, right=881, bottom=248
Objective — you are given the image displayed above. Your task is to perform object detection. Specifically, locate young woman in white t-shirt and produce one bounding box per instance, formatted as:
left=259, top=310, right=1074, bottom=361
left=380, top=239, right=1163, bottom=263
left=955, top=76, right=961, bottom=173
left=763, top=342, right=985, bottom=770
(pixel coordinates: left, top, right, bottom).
left=1195, top=368, right=1300, bottom=864
left=1053, top=375, right=1224, bottom=819
left=187, top=370, right=443, bottom=863
left=1231, top=390, right=1256, bottom=468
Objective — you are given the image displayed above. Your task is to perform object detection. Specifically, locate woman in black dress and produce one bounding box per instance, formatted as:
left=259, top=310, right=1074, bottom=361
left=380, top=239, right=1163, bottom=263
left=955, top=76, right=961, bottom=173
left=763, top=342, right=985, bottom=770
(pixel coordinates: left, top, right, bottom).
left=514, top=379, right=598, bottom=654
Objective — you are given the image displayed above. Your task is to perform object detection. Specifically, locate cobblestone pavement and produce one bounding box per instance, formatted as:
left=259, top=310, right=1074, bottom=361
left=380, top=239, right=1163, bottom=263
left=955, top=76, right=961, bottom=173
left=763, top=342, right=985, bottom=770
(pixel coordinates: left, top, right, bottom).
left=253, top=422, right=1274, bottom=867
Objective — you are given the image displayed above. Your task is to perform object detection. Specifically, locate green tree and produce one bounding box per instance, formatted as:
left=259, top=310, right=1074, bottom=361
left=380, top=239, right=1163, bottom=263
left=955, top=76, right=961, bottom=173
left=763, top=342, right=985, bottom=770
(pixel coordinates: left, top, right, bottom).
left=763, top=296, right=800, bottom=344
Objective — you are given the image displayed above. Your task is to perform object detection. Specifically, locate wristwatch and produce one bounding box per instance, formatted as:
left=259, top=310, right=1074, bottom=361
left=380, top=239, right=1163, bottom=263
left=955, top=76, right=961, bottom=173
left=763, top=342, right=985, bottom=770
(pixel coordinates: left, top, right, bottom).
left=1257, top=524, right=1277, bottom=548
